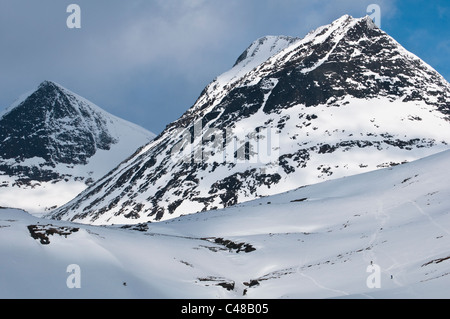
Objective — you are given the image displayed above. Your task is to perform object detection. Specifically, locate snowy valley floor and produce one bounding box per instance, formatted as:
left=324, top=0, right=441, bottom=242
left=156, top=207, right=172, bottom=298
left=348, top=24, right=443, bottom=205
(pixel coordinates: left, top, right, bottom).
left=1, top=149, right=450, bottom=299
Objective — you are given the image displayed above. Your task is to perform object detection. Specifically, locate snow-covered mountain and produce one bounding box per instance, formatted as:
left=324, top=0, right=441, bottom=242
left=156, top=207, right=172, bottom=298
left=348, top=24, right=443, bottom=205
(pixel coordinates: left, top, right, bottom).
left=0, top=81, right=155, bottom=214
left=49, top=15, right=450, bottom=225
left=2, top=148, right=450, bottom=298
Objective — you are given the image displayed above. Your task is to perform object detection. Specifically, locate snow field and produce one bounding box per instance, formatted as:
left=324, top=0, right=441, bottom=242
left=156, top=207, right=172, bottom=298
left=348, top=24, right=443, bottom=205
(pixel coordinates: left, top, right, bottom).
left=2, top=149, right=449, bottom=298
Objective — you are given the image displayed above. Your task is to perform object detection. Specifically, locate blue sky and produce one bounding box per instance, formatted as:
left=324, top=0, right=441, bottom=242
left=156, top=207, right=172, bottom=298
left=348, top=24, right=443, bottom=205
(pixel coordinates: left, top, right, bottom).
left=0, top=0, right=449, bottom=134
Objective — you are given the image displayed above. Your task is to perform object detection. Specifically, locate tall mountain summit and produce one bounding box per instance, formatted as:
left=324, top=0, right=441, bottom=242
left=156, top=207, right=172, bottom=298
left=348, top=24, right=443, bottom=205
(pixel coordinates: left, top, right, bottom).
left=49, top=15, right=450, bottom=225
left=0, top=81, right=155, bottom=213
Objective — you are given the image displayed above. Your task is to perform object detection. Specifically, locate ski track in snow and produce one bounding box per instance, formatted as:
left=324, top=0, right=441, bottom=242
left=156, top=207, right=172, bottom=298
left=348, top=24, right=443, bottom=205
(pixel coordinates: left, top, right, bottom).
left=409, top=200, right=450, bottom=236
left=298, top=272, right=351, bottom=297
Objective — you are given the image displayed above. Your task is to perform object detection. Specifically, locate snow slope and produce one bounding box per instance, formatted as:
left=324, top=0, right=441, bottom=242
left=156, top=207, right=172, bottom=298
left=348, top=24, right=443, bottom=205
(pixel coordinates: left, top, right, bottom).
left=2, top=149, right=450, bottom=298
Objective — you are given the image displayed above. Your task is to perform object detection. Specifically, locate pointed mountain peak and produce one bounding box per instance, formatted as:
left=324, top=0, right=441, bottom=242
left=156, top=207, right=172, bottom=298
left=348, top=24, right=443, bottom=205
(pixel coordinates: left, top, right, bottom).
left=328, top=14, right=374, bottom=28
left=0, top=81, right=62, bottom=119
left=35, top=80, right=75, bottom=99
left=0, top=81, right=155, bottom=213
left=349, top=15, right=381, bottom=33
left=39, top=80, right=59, bottom=88
left=304, top=14, right=380, bottom=42
left=35, top=80, right=69, bottom=95
left=9, top=80, right=114, bottom=122
left=223, top=14, right=381, bottom=87
left=0, top=80, right=153, bottom=167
